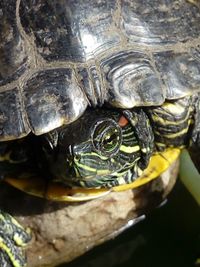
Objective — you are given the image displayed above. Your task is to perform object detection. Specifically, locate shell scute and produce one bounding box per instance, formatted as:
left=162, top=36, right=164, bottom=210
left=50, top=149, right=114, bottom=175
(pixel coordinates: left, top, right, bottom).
left=24, top=68, right=88, bottom=135
left=0, top=88, right=30, bottom=141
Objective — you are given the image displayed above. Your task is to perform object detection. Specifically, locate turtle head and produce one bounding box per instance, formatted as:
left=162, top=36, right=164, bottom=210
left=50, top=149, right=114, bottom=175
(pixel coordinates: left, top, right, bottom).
left=41, top=108, right=154, bottom=188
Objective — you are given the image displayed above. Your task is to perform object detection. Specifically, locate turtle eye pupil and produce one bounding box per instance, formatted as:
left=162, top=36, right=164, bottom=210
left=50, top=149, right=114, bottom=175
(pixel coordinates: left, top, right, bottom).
left=92, top=120, right=122, bottom=156
left=102, top=132, right=118, bottom=150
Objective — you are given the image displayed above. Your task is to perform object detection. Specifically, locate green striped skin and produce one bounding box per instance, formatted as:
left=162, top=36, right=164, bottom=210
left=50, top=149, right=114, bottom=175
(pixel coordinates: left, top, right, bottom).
left=0, top=95, right=197, bottom=267
left=42, top=109, right=152, bottom=188
left=71, top=117, right=146, bottom=187
left=0, top=96, right=196, bottom=267
left=43, top=96, right=197, bottom=188
left=43, top=108, right=154, bottom=188
left=0, top=96, right=196, bottom=189
left=146, top=96, right=195, bottom=151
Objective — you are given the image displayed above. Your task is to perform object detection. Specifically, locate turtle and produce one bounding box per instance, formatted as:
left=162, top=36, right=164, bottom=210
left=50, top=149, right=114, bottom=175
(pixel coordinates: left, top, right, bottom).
left=0, top=0, right=200, bottom=266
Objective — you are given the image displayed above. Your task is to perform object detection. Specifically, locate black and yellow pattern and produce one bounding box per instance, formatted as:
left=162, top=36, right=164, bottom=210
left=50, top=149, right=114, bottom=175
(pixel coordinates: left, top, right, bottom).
left=2, top=96, right=194, bottom=191
left=44, top=108, right=155, bottom=188
left=146, top=96, right=194, bottom=150
left=50, top=99, right=194, bottom=189
left=0, top=95, right=198, bottom=267
left=0, top=211, right=31, bottom=267
left=0, top=96, right=197, bottom=192
left=70, top=117, right=142, bottom=187
left=5, top=147, right=180, bottom=202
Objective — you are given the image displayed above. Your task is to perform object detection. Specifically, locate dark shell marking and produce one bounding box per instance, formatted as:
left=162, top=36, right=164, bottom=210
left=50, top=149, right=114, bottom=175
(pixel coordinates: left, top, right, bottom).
left=0, top=0, right=200, bottom=140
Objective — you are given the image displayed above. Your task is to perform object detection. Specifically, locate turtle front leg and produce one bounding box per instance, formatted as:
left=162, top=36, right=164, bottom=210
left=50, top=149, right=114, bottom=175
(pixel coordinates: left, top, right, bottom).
left=0, top=211, right=31, bottom=267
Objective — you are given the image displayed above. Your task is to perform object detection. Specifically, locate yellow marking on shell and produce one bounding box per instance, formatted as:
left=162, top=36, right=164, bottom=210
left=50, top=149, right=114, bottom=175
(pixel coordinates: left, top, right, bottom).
left=119, top=145, right=140, bottom=153
left=5, top=149, right=180, bottom=202
left=5, top=176, right=111, bottom=202
left=0, top=237, right=22, bottom=267
left=112, top=148, right=180, bottom=192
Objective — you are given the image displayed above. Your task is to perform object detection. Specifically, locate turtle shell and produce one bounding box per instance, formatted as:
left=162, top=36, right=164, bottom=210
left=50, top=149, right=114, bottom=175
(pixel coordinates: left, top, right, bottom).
left=5, top=148, right=180, bottom=201
left=1, top=0, right=200, bottom=141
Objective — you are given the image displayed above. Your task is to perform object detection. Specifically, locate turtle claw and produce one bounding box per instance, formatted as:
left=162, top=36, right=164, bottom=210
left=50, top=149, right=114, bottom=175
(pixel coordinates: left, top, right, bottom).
left=0, top=211, right=31, bottom=267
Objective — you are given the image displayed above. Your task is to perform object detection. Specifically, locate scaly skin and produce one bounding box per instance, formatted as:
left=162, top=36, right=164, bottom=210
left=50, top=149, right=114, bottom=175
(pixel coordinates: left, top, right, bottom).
left=0, top=211, right=31, bottom=267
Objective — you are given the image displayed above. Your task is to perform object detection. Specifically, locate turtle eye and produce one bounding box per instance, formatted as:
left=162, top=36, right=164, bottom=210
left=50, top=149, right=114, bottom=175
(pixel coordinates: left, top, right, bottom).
left=92, top=119, right=122, bottom=156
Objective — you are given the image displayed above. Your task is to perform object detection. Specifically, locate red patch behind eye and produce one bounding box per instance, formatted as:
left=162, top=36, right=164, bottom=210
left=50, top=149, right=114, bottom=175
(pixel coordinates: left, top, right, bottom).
left=118, top=115, right=129, bottom=127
